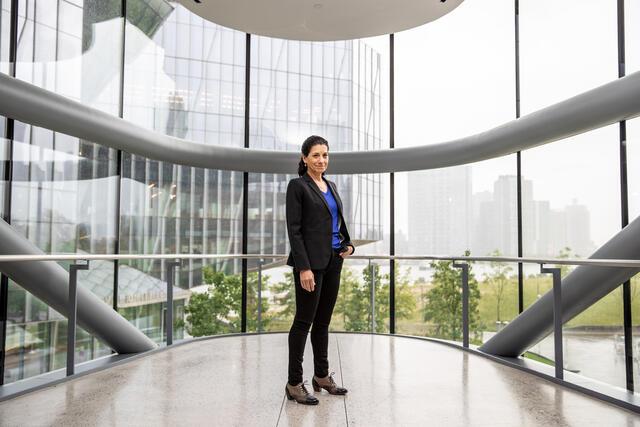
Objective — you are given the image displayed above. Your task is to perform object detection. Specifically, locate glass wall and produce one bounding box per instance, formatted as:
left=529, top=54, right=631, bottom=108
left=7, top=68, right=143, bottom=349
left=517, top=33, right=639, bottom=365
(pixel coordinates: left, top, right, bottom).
left=4, top=0, right=121, bottom=383
left=519, top=0, right=625, bottom=388
left=0, top=0, right=9, bottom=207
left=0, top=0, right=9, bottom=74
left=245, top=33, right=387, bottom=332
left=394, top=0, right=517, bottom=342
left=0, top=0, right=637, bottom=394
left=0, top=137, right=6, bottom=218
left=120, top=2, right=245, bottom=340
left=626, top=0, right=640, bottom=390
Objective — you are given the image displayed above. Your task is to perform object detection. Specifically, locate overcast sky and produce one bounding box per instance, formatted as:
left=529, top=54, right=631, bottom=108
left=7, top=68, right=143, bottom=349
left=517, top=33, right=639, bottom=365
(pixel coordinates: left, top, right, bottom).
left=360, top=0, right=640, bottom=249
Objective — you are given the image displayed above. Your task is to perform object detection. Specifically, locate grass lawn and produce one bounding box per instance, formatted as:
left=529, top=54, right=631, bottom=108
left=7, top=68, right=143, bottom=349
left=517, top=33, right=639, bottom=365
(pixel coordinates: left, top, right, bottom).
left=259, top=273, right=640, bottom=336
left=396, top=275, right=640, bottom=336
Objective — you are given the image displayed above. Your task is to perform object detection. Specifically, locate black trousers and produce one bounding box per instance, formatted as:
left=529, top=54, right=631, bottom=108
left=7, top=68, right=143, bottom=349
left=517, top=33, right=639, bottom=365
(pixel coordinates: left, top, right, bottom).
left=288, top=251, right=343, bottom=385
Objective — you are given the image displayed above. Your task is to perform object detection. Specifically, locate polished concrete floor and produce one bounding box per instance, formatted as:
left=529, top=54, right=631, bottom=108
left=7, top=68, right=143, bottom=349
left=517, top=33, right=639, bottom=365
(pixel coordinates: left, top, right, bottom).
left=1, top=333, right=640, bottom=426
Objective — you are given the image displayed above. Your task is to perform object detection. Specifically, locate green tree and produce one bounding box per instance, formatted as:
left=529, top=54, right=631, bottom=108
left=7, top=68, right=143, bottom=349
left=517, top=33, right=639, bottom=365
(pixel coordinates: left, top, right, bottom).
left=336, top=264, right=416, bottom=333
left=340, top=266, right=371, bottom=332
left=184, top=266, right=270, bottom=337
left=247, top=269, right=272, bottom=332
left=393, top=266, right=418, bottom=321
left=270, top=271, right=296, bottom=320
left=487, top=249, right=513, bottom=323
left=334, top=267, right=359, bottom=328
left=555, top=246, right=576, bottom=277
left=423, top=252, right=481, bottom=341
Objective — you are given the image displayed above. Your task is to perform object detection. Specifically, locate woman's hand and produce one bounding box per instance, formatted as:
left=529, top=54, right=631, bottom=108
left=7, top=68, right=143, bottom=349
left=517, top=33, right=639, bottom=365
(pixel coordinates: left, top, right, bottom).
left=299, top=269, right=315, bottom=292
left=340, top=246, right=354, bottom=259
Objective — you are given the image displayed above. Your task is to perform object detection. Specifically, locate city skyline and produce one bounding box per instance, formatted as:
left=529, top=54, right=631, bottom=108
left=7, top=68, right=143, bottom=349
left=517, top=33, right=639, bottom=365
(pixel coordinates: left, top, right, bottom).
left=406, top=171, right=594, bottom=258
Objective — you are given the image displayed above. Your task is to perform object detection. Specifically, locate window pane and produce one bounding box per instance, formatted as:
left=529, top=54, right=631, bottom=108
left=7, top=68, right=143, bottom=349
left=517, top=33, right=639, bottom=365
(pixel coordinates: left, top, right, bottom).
left=520, top=0, right=624, bottom=389
left=121, top=2, right=245, bottom=341
left=627, top=0, right=640, bottom=73
left=395, top=0, right=517, bottom=342
left=247, top=35, right=388, bottom=332
left=4, top=0, right=122, bottom=385
left=1, top=0, right=10, bottom=74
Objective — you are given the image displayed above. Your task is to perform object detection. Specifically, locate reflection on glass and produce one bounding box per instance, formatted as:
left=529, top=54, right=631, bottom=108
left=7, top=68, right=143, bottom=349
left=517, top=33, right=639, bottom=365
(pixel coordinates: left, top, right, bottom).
left=3, top=0, right=122, bottom=384
left=3, top=268, right=114, bottom=384
left=246, top=35, right=387, bottom=333
left=120, top=2, right=245, bottom=338
left=15, top=0, right=123, bottom=114
left=0, top=137, right=7, bottom=218
left=248, top=36, right=384, bottom=266
left=1, top=0, right=9, bottom=75
left=117, top=261, right=187, bottom=343
left=5, top=134, right=119, bottom=383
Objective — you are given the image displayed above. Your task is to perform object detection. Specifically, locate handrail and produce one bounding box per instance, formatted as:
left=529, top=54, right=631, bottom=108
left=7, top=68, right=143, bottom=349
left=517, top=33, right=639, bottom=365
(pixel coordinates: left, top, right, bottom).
left=0, top=252, right=639, bottom=267
left=4, top=251, right=636, bottom=400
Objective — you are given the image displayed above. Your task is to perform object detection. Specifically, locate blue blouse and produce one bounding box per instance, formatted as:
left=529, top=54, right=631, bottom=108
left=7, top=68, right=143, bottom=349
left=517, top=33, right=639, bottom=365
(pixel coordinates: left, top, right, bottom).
left=321, top=185, right=342, bottom=249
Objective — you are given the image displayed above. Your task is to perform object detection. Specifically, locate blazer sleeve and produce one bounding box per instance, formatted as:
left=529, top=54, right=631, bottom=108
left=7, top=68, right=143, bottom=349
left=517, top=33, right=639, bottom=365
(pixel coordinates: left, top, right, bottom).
left=339, top=217, right=355, bottom=255
left=286, top=179, right=311, bottom=270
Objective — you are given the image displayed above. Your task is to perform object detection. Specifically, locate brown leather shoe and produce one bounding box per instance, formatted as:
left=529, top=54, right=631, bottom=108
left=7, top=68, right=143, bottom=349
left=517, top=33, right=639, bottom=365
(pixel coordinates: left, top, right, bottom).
left=312, top=372, right=348, bottom=395
left=285, top=381, right=319, bottom=405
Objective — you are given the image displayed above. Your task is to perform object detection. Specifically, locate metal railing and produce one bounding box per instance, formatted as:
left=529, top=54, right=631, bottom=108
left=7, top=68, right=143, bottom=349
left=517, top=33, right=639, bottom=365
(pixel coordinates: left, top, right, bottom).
left=1, top=252, right=640, bottom=380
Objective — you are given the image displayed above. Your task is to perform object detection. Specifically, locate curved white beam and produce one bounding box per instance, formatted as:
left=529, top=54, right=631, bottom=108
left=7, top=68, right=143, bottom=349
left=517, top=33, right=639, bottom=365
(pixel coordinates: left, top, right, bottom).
left=176, top=0, right=464, bottom=42
left=0, top=219, right=156, bottom=354
left=0, top=71, right=639, bottom=174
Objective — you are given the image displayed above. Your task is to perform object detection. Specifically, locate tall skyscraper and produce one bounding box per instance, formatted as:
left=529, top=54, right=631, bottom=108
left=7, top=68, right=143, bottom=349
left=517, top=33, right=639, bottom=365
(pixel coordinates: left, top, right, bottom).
left=407, top=166, right=472, bottom=256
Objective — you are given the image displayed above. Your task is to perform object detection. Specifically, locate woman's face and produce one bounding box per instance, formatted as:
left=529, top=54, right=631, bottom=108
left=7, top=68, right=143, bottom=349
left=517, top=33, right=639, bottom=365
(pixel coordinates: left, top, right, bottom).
left=303, top=144, right=328, bottom=175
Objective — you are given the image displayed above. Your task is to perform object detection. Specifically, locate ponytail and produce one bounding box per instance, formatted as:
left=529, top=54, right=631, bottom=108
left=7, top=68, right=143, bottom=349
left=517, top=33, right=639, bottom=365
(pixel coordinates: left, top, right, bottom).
left=297, top=158, right=308, bottom=176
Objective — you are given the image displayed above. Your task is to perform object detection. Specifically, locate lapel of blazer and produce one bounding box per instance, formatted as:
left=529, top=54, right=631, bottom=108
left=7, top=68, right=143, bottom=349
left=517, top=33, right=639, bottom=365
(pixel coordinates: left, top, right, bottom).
left=303, top=174, right=331, bottom=215
left=327, top=180, right=344, bottom=215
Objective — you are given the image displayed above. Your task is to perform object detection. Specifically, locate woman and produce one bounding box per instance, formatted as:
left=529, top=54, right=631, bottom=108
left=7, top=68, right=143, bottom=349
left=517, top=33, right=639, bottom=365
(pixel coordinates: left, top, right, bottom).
left=284, top=135, right=354, bottom=405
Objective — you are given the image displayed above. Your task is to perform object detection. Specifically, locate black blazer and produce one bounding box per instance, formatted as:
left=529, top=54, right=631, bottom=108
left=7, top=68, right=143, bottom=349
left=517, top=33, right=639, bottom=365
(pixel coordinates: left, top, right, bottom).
left=286, top=174, right=355, bottom=270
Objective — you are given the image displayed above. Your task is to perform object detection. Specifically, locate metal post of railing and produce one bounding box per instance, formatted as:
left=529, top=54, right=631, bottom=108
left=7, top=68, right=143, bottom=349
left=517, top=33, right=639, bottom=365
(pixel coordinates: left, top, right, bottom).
left=257, top=258, right=263, bottom=333
left=541, top=264, right=563, bottom=380
left=369, top=259, right=376, bottom=333
left=453, top=262, right=469, bottom=348
left=67, top=260, right=89, bottom=376
left=165, top=260, right=180, bottom=346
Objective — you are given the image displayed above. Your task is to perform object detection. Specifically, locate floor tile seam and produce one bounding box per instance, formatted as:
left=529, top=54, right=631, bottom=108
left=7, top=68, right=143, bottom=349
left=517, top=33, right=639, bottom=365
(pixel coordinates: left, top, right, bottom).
left=275, top=392, right=286, bottom=427
left=336, top=335, right=349, bottom=427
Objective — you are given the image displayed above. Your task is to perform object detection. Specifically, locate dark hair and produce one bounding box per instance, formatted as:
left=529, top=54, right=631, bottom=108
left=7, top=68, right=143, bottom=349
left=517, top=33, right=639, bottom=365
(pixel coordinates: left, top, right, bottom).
left=297, top=135, right=329, bottom=176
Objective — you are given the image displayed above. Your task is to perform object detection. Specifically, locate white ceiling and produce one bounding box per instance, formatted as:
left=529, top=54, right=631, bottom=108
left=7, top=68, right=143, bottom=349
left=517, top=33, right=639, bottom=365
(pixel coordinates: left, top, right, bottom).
left=176, top=0, right=465, bottom=41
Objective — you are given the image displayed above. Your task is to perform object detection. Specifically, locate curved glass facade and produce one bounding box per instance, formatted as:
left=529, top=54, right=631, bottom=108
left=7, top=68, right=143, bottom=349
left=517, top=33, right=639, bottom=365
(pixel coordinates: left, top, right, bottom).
left=0, top=0, right=639, bottom=396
